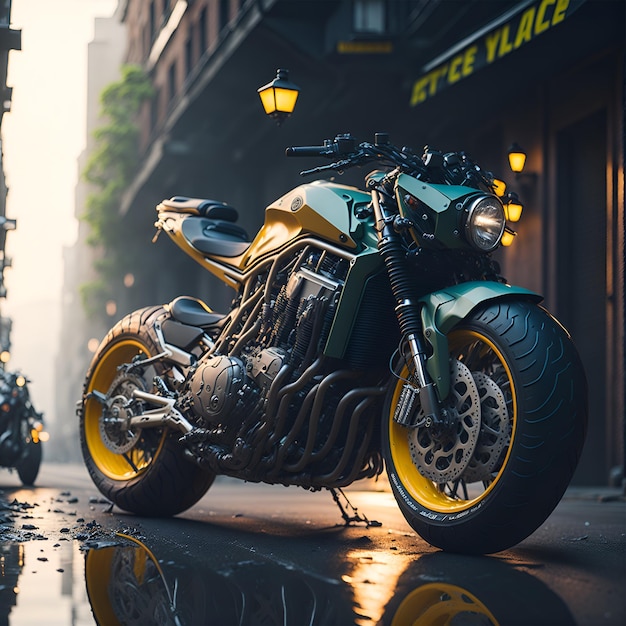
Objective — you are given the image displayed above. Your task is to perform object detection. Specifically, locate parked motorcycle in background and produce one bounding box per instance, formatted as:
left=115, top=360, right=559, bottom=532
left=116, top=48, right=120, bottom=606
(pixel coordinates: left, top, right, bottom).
left=78, top=133, right=588, bottom=554
left=0, top=370, right=46, bottom=485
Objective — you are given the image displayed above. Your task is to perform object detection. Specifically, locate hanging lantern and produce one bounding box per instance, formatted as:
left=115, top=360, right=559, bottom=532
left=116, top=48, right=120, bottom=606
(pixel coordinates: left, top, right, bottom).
left=257, top=69, right=300, bottom=125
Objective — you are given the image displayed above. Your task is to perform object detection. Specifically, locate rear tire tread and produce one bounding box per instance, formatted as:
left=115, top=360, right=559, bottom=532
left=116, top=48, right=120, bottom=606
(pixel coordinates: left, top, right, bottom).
left=80, top=306, right=215, bottom=517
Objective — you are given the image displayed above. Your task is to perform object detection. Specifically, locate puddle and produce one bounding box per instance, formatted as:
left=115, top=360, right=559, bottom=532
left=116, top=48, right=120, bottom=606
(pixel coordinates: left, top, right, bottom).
left=1, top=541, right=95, bottom=625
left=82, top=534, right=357, bottom=626
left=1, top=535, right=578, bottom=626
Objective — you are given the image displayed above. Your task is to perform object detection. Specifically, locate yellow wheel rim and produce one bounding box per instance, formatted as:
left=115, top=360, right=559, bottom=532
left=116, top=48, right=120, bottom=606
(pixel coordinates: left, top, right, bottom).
left=391, top=582, right=499, bottom=626
left=85, top=535, right=164, bottom=626
left=388, top=329, right=517, bottom=513
left=83, top=338, right=165, bottom=481
left=85, top=548, right=121, bottom=626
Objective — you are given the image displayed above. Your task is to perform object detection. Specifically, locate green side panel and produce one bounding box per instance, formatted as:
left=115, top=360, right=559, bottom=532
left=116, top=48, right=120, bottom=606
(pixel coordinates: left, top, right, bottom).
left=419, top=281, right=542, bottom=399
left=324, top=249, right=383, bottom=358
left=320, top=183, right=381, bottom=359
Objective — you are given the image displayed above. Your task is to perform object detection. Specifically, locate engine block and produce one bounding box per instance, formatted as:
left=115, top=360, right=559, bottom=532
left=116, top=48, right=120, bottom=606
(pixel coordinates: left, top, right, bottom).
left=187, top=355, right=246, bottom=425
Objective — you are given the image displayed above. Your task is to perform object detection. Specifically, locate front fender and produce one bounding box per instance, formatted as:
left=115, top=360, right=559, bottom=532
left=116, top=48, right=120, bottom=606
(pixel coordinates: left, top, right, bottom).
left=419, top=282, right=542, bottom=400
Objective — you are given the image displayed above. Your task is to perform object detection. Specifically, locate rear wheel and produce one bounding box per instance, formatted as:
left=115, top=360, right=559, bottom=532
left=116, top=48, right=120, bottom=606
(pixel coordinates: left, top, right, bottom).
left=79, top=306, right=215, bottom=516
left=383, top=299, right=587, bottom=554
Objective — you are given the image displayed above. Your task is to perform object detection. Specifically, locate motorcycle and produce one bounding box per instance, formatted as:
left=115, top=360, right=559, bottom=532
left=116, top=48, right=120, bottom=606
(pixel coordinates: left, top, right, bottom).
left=0, top=370, right=46, bottom=486
left=78, top=133, right=588, bottom=554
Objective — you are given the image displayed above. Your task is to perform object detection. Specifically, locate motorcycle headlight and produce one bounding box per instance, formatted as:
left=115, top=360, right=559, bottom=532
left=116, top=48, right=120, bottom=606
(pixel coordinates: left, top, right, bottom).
left=464, top=194, right=506, bottom=252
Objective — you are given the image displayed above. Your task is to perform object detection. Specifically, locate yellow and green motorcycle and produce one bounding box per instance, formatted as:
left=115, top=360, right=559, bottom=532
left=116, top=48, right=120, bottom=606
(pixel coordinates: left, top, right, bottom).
left=78, top=133, right=587, bottom=554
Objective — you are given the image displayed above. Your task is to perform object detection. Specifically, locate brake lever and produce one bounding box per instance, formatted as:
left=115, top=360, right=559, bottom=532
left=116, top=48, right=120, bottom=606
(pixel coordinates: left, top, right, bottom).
left=300, top=164, right=332, bottom=176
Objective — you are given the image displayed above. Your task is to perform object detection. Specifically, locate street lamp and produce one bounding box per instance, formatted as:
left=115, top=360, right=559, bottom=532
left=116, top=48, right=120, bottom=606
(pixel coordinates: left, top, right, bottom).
left=257, top=69, right=300, bottom=125
left=507, top=143, right=527, bottom=174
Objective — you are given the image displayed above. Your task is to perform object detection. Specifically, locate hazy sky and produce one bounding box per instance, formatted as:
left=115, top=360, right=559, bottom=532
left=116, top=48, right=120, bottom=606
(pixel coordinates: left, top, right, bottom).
left=2, top=0, right=117, bottom=410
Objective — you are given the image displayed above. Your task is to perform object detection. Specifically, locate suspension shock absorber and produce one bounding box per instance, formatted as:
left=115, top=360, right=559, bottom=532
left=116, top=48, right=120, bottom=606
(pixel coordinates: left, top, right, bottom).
left=370, top=184, right=441, bottom=426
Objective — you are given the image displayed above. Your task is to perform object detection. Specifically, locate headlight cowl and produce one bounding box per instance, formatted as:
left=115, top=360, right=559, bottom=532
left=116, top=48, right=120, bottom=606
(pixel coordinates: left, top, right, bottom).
left=464, top=194, right=506, bottom=252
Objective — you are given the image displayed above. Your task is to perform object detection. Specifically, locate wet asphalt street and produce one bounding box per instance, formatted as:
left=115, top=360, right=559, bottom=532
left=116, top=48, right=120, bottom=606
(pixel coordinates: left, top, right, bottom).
left=0, top=462, right=624, bottom=625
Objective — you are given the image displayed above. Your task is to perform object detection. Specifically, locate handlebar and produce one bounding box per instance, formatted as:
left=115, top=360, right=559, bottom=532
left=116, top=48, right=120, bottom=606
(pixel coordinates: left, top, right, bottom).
left=285, top=145, right=333, bottom=157
left=284, top=133, right=495, bottom=190
left=285, top=134, right=358, bottom=159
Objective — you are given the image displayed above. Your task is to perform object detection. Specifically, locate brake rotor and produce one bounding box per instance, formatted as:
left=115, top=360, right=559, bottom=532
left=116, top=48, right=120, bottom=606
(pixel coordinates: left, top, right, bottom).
left=461, top=371, right=510, bottom=483
left=99, top=373, right=146, bottom=454
left=408, top=359, right=481, bottom=483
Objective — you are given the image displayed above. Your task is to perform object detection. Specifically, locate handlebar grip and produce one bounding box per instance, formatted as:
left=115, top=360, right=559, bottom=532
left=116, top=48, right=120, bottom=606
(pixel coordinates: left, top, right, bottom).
left=285, top=145, right=330, bottom=157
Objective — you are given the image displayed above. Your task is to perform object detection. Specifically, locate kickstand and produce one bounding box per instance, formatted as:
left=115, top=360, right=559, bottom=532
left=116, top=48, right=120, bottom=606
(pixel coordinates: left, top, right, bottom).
left=329, top=487, right=382, bottom=528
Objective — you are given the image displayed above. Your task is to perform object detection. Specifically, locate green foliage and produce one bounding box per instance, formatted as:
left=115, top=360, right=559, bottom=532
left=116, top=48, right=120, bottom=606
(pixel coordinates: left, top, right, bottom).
left=80, top=65, right=154, bottom=317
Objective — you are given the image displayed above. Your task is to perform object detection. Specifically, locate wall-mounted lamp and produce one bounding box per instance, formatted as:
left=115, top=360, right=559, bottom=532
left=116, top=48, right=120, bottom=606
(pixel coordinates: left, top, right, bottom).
left=258, top=69, right=300, bottom=125
left=507, top=143, right=527, bottom=173
left=508, top=142, right=538, bottom=184
left=503, top=191, right=523, bottom=222
left=501, top=226, right=517, bottom=247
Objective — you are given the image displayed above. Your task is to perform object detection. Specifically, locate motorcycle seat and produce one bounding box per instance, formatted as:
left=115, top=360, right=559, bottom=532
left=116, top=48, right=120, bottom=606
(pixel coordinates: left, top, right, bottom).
left=162, top=196, right=239, bottom=222
left=181, top=215, right=250, bottom=257
left=167, top=296, right=226, bottom=327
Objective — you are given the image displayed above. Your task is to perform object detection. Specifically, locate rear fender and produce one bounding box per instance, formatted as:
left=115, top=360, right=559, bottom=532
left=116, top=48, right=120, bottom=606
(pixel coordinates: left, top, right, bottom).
left=419, top=282, right=542, bottom=400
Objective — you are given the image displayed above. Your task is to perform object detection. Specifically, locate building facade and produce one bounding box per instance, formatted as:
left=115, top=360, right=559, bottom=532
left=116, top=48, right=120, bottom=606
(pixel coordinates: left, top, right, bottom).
left=72, top=0, right=624, bottom=484
left=53, top=9, right=127, bottom=461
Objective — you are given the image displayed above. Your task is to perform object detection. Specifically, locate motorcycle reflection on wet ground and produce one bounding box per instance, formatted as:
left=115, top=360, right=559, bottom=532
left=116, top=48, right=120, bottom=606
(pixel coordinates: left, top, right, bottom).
left=1, top=534, right=578, bottom=626
left=1, top=469, right=624, bottom=625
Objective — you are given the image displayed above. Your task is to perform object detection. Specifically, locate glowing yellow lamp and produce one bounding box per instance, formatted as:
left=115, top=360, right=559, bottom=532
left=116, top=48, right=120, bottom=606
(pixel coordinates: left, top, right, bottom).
left=258, top=69, right=300, bottom=124
left=508, top=143, right=527, bottom=173
left=504, top=191, right=524, bottom=222
left=506, top=200, right=523, bottom=222
left=501, top=228, right=516, bottom=246
left=492, top=178, right=506, bottom=197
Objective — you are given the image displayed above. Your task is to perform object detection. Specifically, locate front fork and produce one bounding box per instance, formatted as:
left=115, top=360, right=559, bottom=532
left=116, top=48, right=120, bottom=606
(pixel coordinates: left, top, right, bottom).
left=371, top=188, right=443, bottom=426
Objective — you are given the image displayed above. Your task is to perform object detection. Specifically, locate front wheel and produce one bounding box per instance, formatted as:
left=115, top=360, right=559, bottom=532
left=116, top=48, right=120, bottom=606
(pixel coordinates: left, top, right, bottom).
left=16, top=439, right=42, bottom=486
left=79, top=305, right=215, bottom=516
left=383, top=299, right=588, bottom=554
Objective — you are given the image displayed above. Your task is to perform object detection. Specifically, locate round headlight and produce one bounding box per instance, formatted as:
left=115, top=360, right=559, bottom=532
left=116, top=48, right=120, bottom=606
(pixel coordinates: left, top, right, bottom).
left=464, top=194, right=506, bottom=252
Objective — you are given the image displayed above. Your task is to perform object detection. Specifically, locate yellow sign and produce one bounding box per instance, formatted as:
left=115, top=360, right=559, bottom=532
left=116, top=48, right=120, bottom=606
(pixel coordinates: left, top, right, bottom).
left=338, top=41, right=393, bottom=54
left=410, top=0, right=585, bottom=106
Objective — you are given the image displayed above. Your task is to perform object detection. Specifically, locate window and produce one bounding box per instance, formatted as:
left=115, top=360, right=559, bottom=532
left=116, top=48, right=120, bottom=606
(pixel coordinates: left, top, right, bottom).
left=185, top=36, right=193, bottom=77
left=149, top=1, right=156, bottom=41
left=199, top=7, right=208, bottom=53
left=354, top=0, right=385, bottom=34
left=150, top=88, right=160, bottom=131
left=168, top=61, right=177, bottom=103
left=219, top=0, right=229, bottom=32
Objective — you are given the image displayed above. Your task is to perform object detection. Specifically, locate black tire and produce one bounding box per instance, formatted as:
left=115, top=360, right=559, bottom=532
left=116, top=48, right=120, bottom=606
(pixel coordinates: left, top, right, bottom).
left=79, top=305, right=215, bottom=516
left=17, top=439, right=42, bottom=486
left=383, top=299, right=588, bottom=554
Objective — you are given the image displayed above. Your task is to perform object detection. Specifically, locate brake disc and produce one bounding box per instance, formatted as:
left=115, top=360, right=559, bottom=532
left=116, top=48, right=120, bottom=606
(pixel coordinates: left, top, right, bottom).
left=461, top=371, right=510, bottom=483
left=99, top=373, right=145, bottom=454
left=408, top=359, right=481, bottom=483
